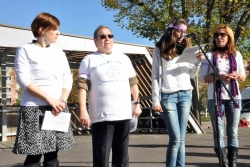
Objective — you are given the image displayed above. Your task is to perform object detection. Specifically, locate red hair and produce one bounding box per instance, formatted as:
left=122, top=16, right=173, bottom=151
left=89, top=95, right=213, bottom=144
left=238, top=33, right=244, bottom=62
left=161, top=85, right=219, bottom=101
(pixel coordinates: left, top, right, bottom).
left=31, top=12, right=60, bottom=38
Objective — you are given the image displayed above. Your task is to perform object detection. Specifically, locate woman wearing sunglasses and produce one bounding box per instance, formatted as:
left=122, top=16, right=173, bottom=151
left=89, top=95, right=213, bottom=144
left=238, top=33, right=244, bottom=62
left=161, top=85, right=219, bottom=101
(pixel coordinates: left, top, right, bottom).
left=78, top=25, right=142, bottom=167
left=151, top=17, right=205, bottom=167
left=200, top=25, right=245, bottom=167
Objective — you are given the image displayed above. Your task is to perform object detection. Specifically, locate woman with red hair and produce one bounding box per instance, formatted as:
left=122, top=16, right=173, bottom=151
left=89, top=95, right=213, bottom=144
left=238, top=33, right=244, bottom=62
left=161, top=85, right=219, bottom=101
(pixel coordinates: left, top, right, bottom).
left=12, top=12, right=75, bottom=167
left=200, top=24, right=245, bottom=167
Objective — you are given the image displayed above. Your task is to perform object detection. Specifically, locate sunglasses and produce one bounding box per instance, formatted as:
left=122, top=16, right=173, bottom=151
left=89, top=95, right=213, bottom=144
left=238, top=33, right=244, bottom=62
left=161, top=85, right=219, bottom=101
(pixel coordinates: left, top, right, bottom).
left=214, top=32, right=228, bottom=38
left=99, top=34, right=114, bottom=39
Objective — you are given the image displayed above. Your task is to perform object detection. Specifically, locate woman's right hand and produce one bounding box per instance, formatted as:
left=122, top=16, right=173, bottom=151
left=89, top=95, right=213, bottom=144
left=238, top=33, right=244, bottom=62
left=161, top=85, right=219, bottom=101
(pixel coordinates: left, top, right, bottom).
left=152, top=105, right=163, bottom=112
left=220, top=73, right=233, bottom=82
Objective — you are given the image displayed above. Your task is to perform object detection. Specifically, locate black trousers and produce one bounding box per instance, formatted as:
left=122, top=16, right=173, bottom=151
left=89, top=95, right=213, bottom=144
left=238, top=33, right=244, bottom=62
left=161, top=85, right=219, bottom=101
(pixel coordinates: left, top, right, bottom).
left=24, top=150, right=58, bottom=166
left=92, top=120, right=130, bottom=167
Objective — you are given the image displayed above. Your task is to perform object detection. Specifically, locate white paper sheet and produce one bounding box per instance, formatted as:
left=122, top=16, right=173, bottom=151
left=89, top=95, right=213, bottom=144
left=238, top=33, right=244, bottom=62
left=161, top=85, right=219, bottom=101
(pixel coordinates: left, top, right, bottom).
left=41, top=111, right=71, bottom=132
left=176, top=44, right=207, bottom=64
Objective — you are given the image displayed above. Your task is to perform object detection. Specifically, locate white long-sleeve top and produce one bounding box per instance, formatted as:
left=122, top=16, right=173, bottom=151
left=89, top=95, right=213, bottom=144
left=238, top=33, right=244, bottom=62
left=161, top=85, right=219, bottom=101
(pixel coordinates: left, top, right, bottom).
left=151, top=46, right=201, bottom=107
left=199, top=51, right=245, bottom=100
left=15, top=42, right=73, bottom=106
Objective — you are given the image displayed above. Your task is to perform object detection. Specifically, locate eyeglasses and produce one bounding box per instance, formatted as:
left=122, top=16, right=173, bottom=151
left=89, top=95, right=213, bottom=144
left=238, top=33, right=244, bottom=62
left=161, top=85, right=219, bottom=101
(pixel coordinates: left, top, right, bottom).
left=174, top=29, right=187, bottom=34
left=99, top=34, right=114, bottom=39
left=214, top=32, right=228, bottom=38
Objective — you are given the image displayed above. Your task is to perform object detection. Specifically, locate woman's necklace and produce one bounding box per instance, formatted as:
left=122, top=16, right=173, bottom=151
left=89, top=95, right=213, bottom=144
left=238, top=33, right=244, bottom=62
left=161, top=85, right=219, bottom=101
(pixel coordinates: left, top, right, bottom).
left=32, top=40, right=49, bottom=48
left=218, top=51, right=228, bottom=59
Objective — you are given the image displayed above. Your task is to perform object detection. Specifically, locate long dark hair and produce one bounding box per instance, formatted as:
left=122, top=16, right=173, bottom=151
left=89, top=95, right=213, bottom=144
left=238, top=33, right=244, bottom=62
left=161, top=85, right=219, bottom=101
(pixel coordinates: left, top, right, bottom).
left=156, top=17, right=192, bottom=60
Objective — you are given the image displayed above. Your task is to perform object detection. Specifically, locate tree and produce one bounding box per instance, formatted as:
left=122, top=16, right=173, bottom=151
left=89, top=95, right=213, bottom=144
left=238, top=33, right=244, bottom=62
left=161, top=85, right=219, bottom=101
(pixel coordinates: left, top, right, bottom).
left=102, top=0, right=250, bottom=123
left=102, top=0, right=250, bottom=59
left=67, top=69, right=80, bottom=104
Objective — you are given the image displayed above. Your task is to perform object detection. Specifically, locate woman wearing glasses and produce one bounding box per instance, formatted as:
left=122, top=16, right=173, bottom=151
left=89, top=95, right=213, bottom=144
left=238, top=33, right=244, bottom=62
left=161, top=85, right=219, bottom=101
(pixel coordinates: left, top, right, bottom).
left=200, top=25, right=245, bottom=167
left=78, top=25, right=142, bottom=167
left=151, top=17, right=205, bottom=167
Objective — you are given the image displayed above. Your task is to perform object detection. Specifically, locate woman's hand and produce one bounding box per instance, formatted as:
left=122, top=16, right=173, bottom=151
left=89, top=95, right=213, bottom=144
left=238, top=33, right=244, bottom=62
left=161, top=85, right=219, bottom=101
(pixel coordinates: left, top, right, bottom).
left=220, top=73, right=233, bottom=82
left=152, top=105, right=163, bottom=112
left=229, top=71, right=240, bottom=80
left=196, top=51, right=205, bottom=61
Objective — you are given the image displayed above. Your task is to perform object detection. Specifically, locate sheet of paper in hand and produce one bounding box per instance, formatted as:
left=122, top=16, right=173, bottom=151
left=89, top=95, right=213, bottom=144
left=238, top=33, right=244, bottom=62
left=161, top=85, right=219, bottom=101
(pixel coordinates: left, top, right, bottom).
left=41, top=111, right=71, bottom=132
left=130, top=101, right=138, bottom=132
left=176, top=44, right=207, bottom=64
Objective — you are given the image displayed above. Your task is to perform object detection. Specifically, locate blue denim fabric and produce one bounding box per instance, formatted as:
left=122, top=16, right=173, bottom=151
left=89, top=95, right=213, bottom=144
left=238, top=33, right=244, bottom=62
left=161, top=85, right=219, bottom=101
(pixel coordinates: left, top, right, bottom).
left=161, top=90, right=191, bottom=167
left=208, top=99, right=241, bottom=148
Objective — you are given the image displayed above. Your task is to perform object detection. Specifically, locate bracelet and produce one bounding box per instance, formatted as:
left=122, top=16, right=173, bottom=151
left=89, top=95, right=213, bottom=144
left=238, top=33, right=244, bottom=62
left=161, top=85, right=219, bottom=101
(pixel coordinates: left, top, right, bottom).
left=195, top=62, right=201, bottom=66
left=60, top=99, right=67, bottom=105
left=133, top=101, right=140, bottom=105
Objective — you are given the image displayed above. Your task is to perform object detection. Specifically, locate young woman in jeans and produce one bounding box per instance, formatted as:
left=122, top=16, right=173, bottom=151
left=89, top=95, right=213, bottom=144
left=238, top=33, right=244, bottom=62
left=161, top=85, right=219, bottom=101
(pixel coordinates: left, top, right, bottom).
left=151, top=17, right=204, bottom=167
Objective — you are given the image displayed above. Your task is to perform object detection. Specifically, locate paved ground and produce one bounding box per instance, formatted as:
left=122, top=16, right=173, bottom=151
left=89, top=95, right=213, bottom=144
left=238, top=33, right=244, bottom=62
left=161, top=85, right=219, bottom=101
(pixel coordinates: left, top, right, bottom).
left=0, top=122, right=250, bottom=167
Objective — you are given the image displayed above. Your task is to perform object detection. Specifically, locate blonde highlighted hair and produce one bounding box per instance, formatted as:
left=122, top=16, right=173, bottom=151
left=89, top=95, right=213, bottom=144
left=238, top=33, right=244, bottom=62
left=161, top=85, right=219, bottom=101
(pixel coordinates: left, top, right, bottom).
left=212, top=24, right=236, bottom=56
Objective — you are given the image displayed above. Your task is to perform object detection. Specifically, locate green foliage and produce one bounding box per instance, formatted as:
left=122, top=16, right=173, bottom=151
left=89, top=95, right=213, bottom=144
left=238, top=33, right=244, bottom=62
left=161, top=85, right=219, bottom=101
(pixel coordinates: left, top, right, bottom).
left=15, top=98, right=21, bottom=105
left=67, top=69, right=79, bottom=104
left=198, top=79, right=208, bottom=112
left=102, top=0, right=250, bottom=111
left=101, top=0, right=250, bottom=59
left=201, top=114, right=211, bottom=122
left=239, top=74, right=250, bottom=91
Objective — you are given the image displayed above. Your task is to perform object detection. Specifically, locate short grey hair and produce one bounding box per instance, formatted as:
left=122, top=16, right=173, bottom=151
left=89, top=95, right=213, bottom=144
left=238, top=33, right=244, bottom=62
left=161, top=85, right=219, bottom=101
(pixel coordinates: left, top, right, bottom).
left=93, top=25, right=112, bottom=39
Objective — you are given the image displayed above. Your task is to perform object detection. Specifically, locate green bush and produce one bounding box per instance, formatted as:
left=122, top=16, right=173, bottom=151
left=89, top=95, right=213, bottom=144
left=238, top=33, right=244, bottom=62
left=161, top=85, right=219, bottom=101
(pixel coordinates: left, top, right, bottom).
left=201, top=114, right=211, bottom=122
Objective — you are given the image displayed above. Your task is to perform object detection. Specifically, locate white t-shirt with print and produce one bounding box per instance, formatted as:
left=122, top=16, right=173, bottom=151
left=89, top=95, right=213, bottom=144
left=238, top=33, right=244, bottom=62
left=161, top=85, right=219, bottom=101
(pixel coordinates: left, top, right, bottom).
left=79, top=52, right=136, bottom=123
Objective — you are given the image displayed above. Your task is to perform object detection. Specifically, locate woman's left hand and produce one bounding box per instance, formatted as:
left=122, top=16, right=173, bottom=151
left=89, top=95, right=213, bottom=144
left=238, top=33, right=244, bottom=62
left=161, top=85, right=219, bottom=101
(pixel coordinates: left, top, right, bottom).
left=196, top=51, right=205, bottom=60
left=229, top=71, right=240, bottom=80
left=49, top=98, right=66, bottom=116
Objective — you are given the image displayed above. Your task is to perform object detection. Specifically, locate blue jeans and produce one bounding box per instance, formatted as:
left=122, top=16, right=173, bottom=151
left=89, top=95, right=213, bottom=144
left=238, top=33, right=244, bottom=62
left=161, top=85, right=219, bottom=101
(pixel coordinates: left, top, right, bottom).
left=91, top=120, right=130, bottom=167
left=161, top=90, right=191, bottom=167
left=208, top=99, right=241, bottom=148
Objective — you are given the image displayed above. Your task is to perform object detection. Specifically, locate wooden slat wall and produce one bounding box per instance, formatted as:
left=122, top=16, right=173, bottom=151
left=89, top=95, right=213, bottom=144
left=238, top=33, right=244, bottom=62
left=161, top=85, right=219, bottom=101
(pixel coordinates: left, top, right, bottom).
left=0, top=109, right=19, bottom=141
left=126, top=49, right=154, bottom=108
left=0, top=46, right=156, bottom=140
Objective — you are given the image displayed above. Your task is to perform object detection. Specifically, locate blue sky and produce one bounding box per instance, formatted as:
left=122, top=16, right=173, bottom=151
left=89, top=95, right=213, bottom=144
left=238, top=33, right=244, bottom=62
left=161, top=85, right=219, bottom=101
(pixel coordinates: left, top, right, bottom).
left=0, top=0, right=154, bottom=46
